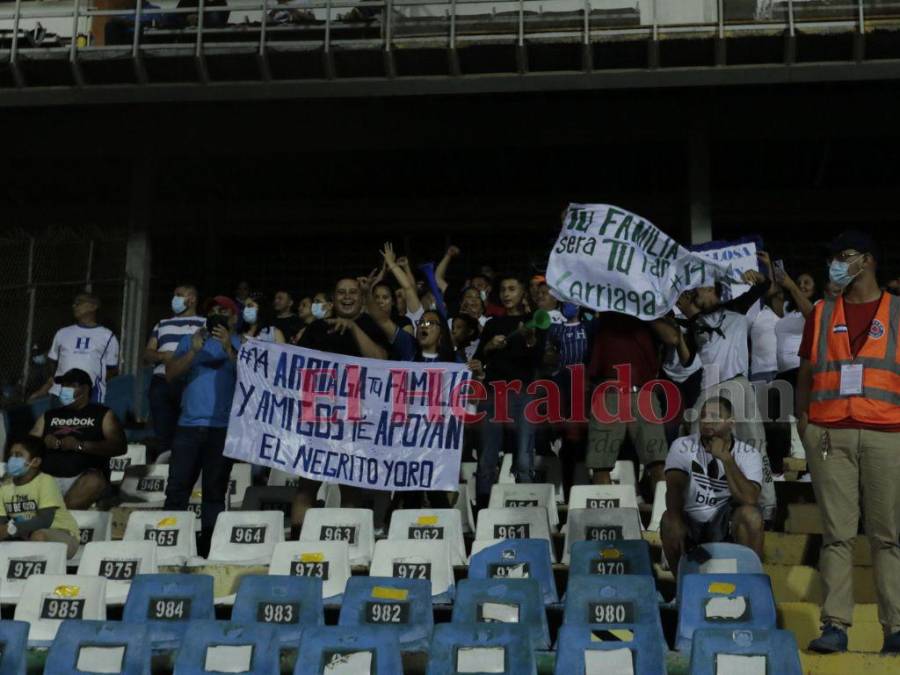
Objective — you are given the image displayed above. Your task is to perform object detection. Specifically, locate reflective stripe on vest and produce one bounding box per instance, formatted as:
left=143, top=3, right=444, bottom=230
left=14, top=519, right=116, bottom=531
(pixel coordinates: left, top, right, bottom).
left=809, top=293, right=900, bottom=423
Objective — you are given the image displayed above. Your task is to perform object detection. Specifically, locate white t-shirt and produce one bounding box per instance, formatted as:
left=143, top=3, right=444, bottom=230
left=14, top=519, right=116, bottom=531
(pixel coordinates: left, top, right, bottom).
left=662, top=325, right=702, bottom=383
left=665, top=434, right=764, bottom=523
left=49, top=324, right=119, bottom=402
left=749, top=306, right=779, bottom=378
left=775, top=310, right=806, bottom=373
left=693, top=310, right=751, bottom=390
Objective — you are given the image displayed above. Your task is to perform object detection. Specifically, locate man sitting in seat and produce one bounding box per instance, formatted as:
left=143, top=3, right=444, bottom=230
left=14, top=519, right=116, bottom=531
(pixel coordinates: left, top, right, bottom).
left=660, top=396, right=765, bottom=573
left=0, top=436, right=81, bottom=558
left=29, top=368, right=127, bottom=510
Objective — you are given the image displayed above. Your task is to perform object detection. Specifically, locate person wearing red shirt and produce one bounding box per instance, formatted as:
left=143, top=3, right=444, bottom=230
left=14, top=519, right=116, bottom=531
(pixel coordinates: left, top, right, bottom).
left=584, top=314, right=672, bottom=488
left=797, top=231, right=900, bottom=655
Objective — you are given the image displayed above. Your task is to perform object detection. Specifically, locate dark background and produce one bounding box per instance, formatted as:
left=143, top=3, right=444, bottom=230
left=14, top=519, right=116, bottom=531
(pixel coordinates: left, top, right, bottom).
left=3, top=79, right=900, bottom=330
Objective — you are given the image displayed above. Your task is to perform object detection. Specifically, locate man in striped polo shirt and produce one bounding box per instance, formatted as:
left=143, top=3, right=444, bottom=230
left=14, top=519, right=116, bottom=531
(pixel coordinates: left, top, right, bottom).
left=143, top=285, right=205, bottom=459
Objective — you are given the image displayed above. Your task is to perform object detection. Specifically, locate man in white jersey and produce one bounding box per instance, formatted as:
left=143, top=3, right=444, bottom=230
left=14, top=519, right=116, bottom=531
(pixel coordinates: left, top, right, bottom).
left=685, top=271, right=777, bottom=522
left=144, top=285, right=205, bottom=459
left=661, top=396, right=765, bottom=573
left=28, top=294, right=119, bottom=405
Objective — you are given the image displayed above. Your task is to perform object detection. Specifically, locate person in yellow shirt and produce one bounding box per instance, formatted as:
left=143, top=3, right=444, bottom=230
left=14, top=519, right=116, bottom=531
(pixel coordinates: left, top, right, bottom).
left=0, top=436, right=80, bottom=558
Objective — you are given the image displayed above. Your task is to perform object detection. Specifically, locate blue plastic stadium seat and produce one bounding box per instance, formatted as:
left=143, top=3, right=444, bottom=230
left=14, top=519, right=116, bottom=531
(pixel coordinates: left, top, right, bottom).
left=691, top=628, right=803, bottom=675
left=676, top=573, right=776, bottom=652
left=677, top=543, right=763, bottom=583
left=568, top=540, right=654, bottom=579
left=338, top=577, right=433, bottom=653
left=468, top=540, right=559, bottom=606
left=45, top=620, right=151, bottom=675
left=231, top=575, right=324, bottom=647
left=122, top=573, right=215, bottom=650
left=0, top=620, right=29, bottom=675
left=451, top=578, right=550, bottom=650
left=554, top=624, right=666, bottom=675
left=172, top=621, right=280, bottom=675
left=689, top=628, right=802, bottom=675
left=676, top=543, right=764, bottom=612
left=105, top=374, right=134, bottom=424
left=427, top=623, right=537, bottom=675
left=559, top=576, right=666, bottom=674
left=293, top=626, right=403, bottom=675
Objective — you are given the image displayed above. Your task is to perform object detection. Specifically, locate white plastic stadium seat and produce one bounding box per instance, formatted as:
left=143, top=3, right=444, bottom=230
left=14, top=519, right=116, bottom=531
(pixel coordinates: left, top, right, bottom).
left=489, top=484, right=558, bottom=530
left=77, top=540, right=158, bottom=605
left=370, top=539, right=455, bottom=601
left=123, top=511, right=197, bottom=566
left=562, top=507, right=643, bottom=564
left=474, top=507, right=556, bottom=563
left=498, top=453, right=515, bottom=484
left=300, top=508, right=375, bottom=567
left=568, top=485, right=640, bottom=511
left=14, top=574, right=107, bottom=646
left=269, top=541, right=351, bottom=602
left=70, top=510, right=112, bottom=566
left=109, top=443, right=148, bottom=483
left=0, top=542, right=68, bottom=605
left=459, top=462, right=477, bottom=484
left=202, top=511, right=285, bottom=565
left=648, top=481, right=667, bottom=533
left=387, top=509, right=467, bottom=566
left=119, top=464, right=169, bottom=506
left=535, top=455, right=566, bottom=504
left=227, top=463, right=253, bottom=509
left=454, top=482, right=476, bottom=535
left=609, top=460, right=637, bottom=487
left=319, top=483, right=341, bottom=508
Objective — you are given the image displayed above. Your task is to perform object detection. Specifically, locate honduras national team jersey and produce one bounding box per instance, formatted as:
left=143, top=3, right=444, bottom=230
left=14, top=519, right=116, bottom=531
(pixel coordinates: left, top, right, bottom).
left=49, top=324, right=119, bottom=402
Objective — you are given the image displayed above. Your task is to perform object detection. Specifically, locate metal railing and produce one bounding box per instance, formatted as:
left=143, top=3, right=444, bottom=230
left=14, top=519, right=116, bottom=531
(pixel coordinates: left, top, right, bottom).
left=0, top=0, right=891, bottom=86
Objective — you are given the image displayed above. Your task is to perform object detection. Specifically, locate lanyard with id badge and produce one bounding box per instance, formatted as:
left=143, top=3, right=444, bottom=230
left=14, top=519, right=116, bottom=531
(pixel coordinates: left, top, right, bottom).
left=822, top=363, right=864, bottom=461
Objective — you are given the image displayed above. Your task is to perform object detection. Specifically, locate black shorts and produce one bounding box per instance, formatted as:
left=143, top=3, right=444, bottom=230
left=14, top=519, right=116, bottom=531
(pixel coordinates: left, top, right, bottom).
left=685, top=502, right=761, bottom=546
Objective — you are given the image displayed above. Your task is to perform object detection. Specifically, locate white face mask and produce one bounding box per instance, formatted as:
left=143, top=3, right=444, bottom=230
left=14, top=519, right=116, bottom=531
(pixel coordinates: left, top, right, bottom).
left=479, top=290, right=488, bottom=302
left=242, top=306, right=258, bottom=325
left=311, top=302, right=327, bottom=320
left=59, top=386, right=77, bottom=406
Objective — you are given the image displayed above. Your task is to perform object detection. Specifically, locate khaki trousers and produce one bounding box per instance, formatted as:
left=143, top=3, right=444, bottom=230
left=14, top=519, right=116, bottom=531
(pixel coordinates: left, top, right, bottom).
left=804, top=423, right=900, bottom=633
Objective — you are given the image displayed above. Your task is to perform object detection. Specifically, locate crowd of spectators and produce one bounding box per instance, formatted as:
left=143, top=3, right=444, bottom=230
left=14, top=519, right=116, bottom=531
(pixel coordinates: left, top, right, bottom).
left=6, top=231, right=900, bottom=654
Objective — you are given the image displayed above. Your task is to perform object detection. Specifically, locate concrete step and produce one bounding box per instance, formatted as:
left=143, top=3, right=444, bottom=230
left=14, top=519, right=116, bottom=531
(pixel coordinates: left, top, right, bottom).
left=785, top=503, right=824, bottom=534
left=779, top=602, right=884, bottom=653
left=765, top=564, right=878, bottom=604
left=800, top=652, right=900, bottom=674
left=764, top=532, right=813, bottom=566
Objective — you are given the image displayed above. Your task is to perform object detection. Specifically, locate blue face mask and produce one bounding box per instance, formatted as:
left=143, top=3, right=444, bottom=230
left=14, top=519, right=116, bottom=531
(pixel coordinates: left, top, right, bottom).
left=7, top=456, right=32, bottom=478
left=32, top=353, right=47, bottom=366
left=242, top=307, right=258, bottom=325
left=561, top=302, right=579, bottom=320
left=58, top=386, right=76, bottom=406
left=829, top=255, right=863, bottom=288
left=311, top=302, right=327, bottom=320
left=171, top=295, right=187, bottom=314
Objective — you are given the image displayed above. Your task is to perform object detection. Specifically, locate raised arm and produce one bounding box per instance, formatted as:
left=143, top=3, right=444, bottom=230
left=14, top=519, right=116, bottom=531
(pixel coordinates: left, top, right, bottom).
left=435, top=245, right=460, bottom=293
left=381, top=242, right=421, bottom=316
